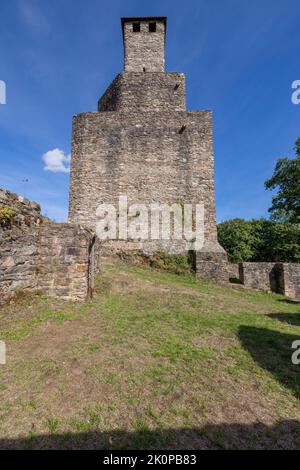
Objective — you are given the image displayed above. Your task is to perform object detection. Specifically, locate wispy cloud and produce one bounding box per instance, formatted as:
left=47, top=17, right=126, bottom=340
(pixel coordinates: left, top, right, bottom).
left=42, top=148, right=70, bottom=173
left=18, top=0, right=51, bottom=36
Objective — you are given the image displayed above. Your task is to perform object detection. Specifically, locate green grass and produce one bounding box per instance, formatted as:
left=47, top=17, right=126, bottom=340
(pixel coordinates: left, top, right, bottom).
left=0, top=259, right=300, bottom=449
left=0, top=305, right=92, bottom=341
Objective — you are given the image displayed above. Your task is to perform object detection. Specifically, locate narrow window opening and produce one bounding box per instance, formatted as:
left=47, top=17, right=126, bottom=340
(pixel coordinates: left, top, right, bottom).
left=133, top=22, right=140, bottom=32
left=149, top=22, right=156, bottom=32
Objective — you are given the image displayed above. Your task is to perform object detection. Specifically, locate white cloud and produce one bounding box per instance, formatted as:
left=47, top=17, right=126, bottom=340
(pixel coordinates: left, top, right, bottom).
left=42, top=148, right=70, bottom=173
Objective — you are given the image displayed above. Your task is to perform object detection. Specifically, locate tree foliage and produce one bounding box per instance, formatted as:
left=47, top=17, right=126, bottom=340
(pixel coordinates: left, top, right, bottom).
left=265, top=138, right=300, bottom=223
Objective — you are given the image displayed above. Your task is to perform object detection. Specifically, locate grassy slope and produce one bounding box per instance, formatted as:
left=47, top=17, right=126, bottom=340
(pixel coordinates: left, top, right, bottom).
left=0, top=260, right=300, bottom=449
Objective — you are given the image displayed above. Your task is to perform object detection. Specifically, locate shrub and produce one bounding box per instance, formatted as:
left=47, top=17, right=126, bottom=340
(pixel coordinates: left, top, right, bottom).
left=0, top=206, right=15, bottom=227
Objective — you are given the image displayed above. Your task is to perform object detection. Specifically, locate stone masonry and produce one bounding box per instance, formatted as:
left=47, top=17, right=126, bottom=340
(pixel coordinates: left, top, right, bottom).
left=2, top=19, right=299, bottom=303
left=68, top=17, right=226, bottom=262
left=234, top=262, right=300, bottom=300
left=238, top=262, right=280, bottom=292
left=280, top=263, right=300, bottom=300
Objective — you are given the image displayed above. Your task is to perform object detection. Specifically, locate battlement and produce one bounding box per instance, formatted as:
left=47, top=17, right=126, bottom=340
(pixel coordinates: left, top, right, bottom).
left=121, top=17, right=167, bottom=72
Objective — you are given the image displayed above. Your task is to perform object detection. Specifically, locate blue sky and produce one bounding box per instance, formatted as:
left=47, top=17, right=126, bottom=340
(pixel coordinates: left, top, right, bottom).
left=0, top=0, right=299, bottom=222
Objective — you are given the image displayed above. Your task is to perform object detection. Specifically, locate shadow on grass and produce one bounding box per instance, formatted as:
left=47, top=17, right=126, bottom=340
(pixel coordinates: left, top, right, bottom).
left=239, top=326, right=300, bottom=398
left=268, top=313, right=300, bottom=327
left=0, top=421, right=300, bottom=450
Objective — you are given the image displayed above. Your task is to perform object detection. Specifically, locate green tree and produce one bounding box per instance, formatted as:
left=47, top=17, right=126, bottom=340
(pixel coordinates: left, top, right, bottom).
left=256, top=220, right=300, bottom=263
left=265, top=138, right=300, bottom=223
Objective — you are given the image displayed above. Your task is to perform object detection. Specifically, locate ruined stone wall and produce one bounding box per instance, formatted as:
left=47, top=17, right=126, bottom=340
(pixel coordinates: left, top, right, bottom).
left=37, top=223, right=96, bottom=301
left=98, top=73, right=186, bottom=113
left=238, top=262, right=279, bottom=292
left=0, top=222, right=97, bottom=303
left=69, top=110, right=218, bottom=254
left=196, top=260, right=229, bottom=283
left=0, top=190, right=99, bottom=303
left=280, top=264, right=300, bottom=300
left=69, top=16, right=224, bottom=258
left=0, top=189, right=42, bottom=301
left=237, top=262, right=300, bottom=300
left=196, top=248, right=228, bottom=283
left=0, top=230, right=39, bottom=301
left=123, top=20, right=165, bottom=72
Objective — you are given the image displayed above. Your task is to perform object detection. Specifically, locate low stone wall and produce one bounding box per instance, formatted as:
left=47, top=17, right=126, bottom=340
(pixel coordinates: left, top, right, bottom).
left=0, top=231, right=39, bottom=298
left=0, top=188, right=43, bottom=228
left=37, top=223, right=97, bottom=301
left=238, top=262, right=300, bottom=300
left=227, top=263, right=240, bottom=281
left=195, top=255, right=300, bottom=301
left=0, top=189, right=100, bottom=303
left=196, top=244, right=229, bottom=283
left=0, top=222, right=98, bottom=303
left=0, top=189, right=41, bottom=301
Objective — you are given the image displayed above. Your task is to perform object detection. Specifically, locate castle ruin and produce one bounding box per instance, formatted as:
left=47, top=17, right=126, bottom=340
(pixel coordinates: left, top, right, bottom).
left=68, top=16, right=227, bottom=268
left=1, top=17, right=299, bottom=303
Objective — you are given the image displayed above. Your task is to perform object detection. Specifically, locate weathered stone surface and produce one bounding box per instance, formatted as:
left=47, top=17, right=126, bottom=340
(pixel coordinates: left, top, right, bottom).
left=98, top=72, right=186, bottom=113
left=196, top=261, right=229, bottom=283
left=196, top=241, right=228, bottom=282
left=37, top=223, right=97, bottom=302
left=0, top=187, right=43, bottom=229
left=279, top=263, right=300, bottom=300
left=238, top=262, right=300, bottom=300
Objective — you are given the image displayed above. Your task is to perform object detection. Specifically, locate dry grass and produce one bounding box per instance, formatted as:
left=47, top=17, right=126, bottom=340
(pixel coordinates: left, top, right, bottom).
left=0, top=259, right=300, bottom=449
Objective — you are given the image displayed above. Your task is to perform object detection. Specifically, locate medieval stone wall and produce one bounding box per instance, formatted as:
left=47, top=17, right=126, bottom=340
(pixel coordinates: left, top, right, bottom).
left=69, top=16, right=224, bottom=257
left=0, top=190, right=99, bottom=303
left=98, top=73, right=186, bottom=113
left=234, top=262, right=300, bottom=300
left=37, top=223, right=96, bottom=301
left=227, top=263, right=240, bottom=280
left=196, top=247, right=228, bottom=283
left=69, top=110, right=218, bottom=254
left=123, top=20, right=165, bottom=72
left=0, top=188, right=43, bottom=228
left=279, top=263, right=300, bottom=300
left=0, top=188, right=42, bottom=300
left=195, top=259, right=300, bottom=300
left=0, top=230, right=39, bottom=301
left=238, top=262, right=280, bottom=292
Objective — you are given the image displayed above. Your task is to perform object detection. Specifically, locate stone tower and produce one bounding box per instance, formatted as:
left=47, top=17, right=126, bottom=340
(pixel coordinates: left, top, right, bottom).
left=68, top=16, right=226, bottom=268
